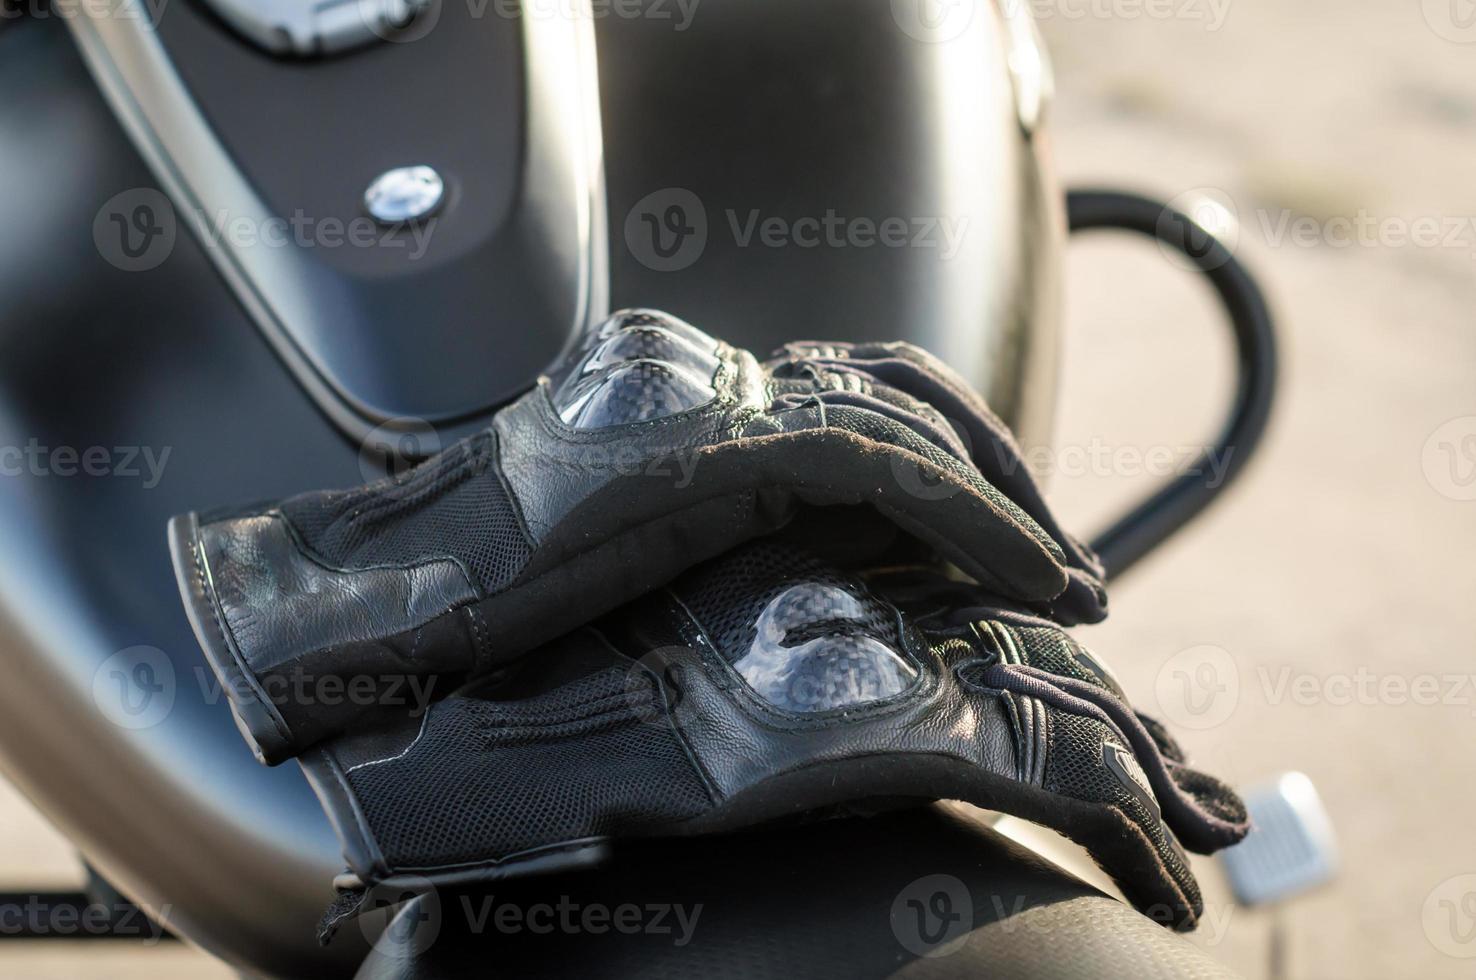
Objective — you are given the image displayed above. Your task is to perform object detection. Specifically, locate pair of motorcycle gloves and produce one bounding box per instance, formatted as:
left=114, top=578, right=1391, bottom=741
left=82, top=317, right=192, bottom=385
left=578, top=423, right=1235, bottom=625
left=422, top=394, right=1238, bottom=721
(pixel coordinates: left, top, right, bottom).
left=169, top=309, right=1248, bottom=934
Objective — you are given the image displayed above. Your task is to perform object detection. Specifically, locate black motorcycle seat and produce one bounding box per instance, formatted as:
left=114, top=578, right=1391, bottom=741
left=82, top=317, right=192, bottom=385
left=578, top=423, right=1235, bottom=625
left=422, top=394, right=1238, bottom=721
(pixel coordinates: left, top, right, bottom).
left=353, top=803, right=1238, bottom=979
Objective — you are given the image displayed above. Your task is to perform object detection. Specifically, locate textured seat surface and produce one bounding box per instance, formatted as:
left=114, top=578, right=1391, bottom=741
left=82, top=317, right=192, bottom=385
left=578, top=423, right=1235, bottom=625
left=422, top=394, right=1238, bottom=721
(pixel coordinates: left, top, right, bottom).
left=352, top=804, right=1239, bottom=980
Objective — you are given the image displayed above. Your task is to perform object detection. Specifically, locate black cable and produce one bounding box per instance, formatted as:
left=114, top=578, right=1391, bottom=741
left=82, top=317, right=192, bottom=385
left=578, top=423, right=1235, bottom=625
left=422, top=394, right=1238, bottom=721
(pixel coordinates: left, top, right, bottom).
left=1066, top=189, right=1279, bottom=580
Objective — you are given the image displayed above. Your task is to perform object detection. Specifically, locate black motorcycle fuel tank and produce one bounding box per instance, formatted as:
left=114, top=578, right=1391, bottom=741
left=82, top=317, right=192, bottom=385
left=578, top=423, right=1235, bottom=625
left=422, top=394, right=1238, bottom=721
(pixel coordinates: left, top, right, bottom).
left=75, top=0, right=608, bottom=440
left=0, top=0, right=1068, bottom=974
left=71, top=0, right=1062, bottom=446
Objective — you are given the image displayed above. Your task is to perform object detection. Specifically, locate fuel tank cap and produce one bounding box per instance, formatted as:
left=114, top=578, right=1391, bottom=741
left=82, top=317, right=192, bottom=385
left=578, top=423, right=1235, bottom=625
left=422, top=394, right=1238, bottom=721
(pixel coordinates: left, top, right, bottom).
left=364, top=166, right=445, bottom=224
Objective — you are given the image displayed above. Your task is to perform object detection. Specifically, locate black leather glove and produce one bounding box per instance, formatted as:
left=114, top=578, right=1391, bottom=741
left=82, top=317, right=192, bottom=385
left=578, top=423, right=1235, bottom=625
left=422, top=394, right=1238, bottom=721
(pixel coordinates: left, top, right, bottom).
left=170, top=310, right=1105, bottom=763
left=306, top=541, right=1245, bottom=939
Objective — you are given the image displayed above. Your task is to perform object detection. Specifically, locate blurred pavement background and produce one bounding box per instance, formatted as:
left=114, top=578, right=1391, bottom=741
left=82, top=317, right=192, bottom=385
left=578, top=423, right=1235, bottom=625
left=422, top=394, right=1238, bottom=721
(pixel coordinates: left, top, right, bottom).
left=1044, top=2, right=1476, bottom=977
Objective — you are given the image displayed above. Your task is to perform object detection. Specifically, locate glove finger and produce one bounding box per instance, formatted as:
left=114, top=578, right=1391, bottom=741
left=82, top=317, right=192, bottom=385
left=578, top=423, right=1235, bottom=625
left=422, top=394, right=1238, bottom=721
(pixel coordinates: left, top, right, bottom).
left=169, top=494, right=486, bottom=765
left=298, top=632, right=703, bottom=893
left=1166, top=759, right=1252, bottom=830
left=983, top=662, right=1250, bottom=854
left=1031, top=699, right=1207, bottom=930
left=1136, top=711, right=1188, bottom=763
left=774, top=342, right=1106, bottom=624
left=745, top=401, right=1073, bottom=603
left=773, top=340, right=1035, bottom=486
left=970, top=620, right=1250, bottom=853
left=814, top=385, right=974, bottom=462
left=1135, top=717, right=1256, bottom=840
